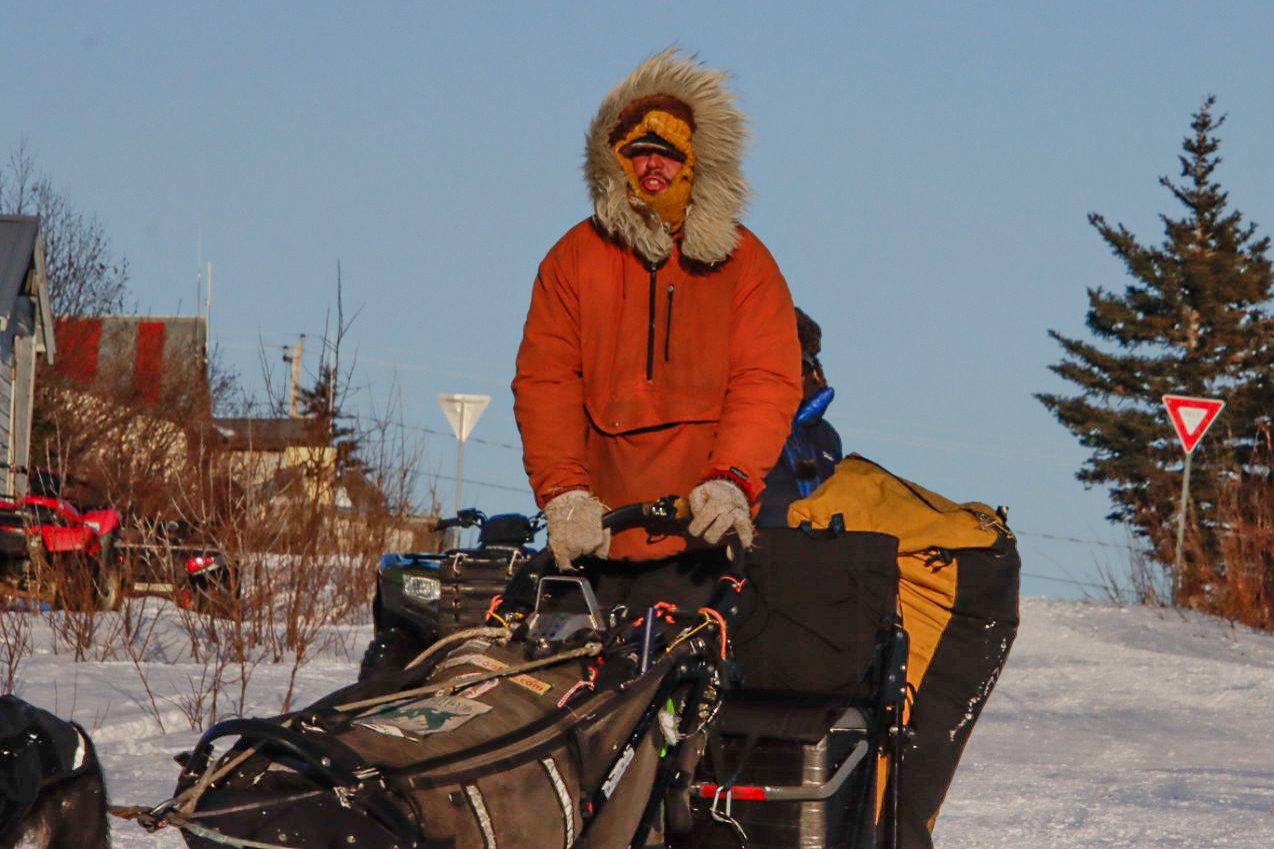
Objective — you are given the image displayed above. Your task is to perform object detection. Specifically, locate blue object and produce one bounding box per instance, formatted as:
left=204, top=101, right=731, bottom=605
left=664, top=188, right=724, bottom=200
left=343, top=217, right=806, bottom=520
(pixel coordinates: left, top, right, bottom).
left=756, top=384, right=844, bottom=526
left=795, top=386, right=835, bottom=425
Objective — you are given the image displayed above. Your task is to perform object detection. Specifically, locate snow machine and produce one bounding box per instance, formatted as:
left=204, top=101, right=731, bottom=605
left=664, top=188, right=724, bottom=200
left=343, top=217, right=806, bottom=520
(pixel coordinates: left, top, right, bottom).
left=140, top=497, right=910, bottom=849
left=360, top=508, right=544, bottom=681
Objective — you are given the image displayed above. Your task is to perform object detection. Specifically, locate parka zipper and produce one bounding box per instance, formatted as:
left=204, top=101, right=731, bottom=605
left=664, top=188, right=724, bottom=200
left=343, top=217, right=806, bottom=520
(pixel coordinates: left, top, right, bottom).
left=664, top=284, right=675, bottom=362
left=646, top=264, right=658, bottom=381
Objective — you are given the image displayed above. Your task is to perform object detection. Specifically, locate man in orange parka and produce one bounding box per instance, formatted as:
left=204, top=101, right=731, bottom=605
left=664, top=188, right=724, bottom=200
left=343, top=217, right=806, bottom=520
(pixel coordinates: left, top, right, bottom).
left=513, top=50, right=801, bottom=602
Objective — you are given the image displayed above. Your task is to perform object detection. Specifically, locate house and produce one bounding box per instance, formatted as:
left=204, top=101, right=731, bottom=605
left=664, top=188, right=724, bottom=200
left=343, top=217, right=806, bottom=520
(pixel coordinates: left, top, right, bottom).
left=209, top=416, right=338, bottom=505
left=53, top=314, right=208, bottom=415
left=0, top=216, right=57, bottom=496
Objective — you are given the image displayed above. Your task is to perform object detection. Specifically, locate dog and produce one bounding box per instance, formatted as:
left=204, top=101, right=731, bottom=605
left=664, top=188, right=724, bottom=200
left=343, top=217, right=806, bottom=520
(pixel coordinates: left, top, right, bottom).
left=0, top=696, right=109, bottom=849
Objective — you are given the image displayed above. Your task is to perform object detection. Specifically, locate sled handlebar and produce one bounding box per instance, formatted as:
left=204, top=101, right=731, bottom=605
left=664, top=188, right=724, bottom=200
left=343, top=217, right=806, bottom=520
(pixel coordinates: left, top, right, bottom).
left=497, top=495, right=746, bottom=621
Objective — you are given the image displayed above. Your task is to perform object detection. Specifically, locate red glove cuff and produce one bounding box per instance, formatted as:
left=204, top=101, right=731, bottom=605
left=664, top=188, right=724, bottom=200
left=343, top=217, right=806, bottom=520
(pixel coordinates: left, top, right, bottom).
left=702, top=466, right=760, bottom=504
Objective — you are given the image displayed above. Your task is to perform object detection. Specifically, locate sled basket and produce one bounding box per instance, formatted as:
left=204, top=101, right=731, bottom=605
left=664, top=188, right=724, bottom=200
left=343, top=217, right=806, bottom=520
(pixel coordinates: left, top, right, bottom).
left=174, top=624, right=718, bottom=849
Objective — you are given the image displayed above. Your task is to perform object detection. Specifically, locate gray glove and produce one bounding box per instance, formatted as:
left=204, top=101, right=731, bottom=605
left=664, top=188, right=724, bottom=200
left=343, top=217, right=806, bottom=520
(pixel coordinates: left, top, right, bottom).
left=544, top=490, right=610, bottom=570
left=687, top=479, right=754, bottom=548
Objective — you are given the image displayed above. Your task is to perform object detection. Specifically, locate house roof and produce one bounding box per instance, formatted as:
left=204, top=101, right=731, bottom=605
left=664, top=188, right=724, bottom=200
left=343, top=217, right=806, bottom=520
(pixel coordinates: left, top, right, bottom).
left=210, top=417, right=330, bottom=451
left=0, top=216, right=55, bottom=362
left=0, top=216, right=39, bottom=317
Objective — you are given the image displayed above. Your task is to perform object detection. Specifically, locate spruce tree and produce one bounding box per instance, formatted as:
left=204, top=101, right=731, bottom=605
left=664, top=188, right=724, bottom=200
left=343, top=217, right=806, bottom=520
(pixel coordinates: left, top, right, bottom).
left=296, top=361, right=365, bottom=479
left=1038, top=96, right=1274, bottom=593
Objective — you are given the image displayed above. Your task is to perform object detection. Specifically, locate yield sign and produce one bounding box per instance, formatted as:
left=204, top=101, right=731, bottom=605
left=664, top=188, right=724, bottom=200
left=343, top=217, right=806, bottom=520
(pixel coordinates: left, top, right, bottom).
left=1162, top=394, right=1225, bottom=454
left=438, top=394, right=490, bottom=443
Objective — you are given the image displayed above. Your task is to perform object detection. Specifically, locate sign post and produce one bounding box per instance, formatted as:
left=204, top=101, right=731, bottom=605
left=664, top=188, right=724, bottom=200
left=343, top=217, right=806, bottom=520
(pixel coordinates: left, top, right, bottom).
left=437, top=393, right=491, bottom=523
left=1161, top=394, right=1225, bottom=601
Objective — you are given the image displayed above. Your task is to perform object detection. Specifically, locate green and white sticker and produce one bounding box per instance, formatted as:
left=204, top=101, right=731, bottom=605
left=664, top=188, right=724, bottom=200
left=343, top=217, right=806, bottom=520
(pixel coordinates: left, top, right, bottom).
left=357, top=695, right=492, bottom=738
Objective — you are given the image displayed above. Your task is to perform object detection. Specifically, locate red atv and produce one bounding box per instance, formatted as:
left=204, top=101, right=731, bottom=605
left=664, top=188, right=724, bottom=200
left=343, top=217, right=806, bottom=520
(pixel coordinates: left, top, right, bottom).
left=0, top=468, right=123, bottom=611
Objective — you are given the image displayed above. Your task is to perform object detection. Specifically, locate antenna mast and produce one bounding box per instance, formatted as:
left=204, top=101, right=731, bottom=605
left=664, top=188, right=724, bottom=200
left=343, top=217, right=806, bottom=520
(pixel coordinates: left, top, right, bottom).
left=205, top=261, right=213, bottom=346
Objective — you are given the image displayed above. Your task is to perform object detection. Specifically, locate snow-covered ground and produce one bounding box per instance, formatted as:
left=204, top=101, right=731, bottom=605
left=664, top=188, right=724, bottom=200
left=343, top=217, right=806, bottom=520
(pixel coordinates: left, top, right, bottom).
left=5, top=596, right=1273, bottom=847
left=937, top=598, right=1274, bottom=848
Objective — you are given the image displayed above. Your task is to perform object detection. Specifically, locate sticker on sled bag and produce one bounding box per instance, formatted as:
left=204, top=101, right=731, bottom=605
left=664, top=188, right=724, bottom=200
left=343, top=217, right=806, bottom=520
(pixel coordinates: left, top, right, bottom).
left=356, top=695, right=492, bottom=739
left=454, top=675, right=501, bottom=699
left=437, top=652, right=553, bottom=696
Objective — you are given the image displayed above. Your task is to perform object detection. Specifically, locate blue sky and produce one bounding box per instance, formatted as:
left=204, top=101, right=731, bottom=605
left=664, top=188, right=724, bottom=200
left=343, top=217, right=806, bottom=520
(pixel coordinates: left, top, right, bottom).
left=6, top=2, right=1274, bottom=598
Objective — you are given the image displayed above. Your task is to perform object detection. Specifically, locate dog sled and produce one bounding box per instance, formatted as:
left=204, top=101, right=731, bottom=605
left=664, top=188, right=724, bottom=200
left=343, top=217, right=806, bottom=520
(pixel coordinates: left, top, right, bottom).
left=133, top=454, right=1017, bottom=849
left=133, top=495, right=910, bottom=849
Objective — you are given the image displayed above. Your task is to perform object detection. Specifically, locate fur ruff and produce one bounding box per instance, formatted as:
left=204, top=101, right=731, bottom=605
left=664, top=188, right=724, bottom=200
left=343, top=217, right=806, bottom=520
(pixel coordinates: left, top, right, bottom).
left=585, top=48, right=749, bottom=266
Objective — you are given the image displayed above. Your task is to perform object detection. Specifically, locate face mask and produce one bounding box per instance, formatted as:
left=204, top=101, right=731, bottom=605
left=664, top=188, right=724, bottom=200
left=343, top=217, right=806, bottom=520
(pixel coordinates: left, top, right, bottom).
left=612, top=110, right=695, bottom=233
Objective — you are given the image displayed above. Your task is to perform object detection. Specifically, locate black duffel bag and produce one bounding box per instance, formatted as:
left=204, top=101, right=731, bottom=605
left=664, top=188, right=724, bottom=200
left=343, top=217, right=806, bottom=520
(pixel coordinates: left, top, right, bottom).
left=732, top=528, right=900, bottom=696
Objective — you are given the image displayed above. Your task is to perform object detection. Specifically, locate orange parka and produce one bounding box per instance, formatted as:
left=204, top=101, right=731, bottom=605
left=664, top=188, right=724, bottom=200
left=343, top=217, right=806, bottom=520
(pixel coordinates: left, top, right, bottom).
left=513, top=218, right=801, bottom=560
left=513, top=50, right=802, bottom=559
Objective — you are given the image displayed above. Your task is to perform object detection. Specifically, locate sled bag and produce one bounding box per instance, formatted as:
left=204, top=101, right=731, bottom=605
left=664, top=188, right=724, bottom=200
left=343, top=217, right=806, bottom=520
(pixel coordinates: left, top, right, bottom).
left=733, top=528, right=900, bottom=697
left=181, top=639, right=683, bottom=849
left=789, top=453, right=1021, bottom=849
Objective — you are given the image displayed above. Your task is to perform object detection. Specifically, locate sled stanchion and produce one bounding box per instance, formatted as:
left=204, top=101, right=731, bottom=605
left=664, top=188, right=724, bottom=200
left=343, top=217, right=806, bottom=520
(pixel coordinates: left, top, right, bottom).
left=639, top=607, right=657, bottom=674
left=630, top=653, right=720, bottom=847
left=573, top=649, right=713, bottom=848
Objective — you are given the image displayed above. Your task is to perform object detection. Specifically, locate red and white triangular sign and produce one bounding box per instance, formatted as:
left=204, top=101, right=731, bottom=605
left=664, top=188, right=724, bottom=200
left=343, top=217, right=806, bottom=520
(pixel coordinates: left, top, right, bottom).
left=1162, top=394, right=1225, bottom=454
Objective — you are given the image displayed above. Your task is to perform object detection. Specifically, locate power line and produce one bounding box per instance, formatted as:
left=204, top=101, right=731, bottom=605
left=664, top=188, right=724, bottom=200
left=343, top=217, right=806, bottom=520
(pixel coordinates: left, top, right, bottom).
left=1014, top=530, right=1135, bottom=551
left=428, top=473, right=531, bottom=495
left=400, top=423, right=519, bottom=451
left=411, top=481, right=1117, bottom=590
left=1019, top=570, right=1110, bottom=591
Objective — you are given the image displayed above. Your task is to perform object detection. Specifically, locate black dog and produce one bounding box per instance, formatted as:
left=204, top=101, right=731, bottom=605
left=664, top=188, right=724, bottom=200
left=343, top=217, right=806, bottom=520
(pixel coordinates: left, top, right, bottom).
left=0, top=696, right=110, bottom=849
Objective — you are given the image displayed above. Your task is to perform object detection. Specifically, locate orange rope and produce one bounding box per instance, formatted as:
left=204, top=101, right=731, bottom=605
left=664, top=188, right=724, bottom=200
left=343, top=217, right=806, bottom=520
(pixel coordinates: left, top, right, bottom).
left=633, top=601, right=679, bottom=627
left=485, top=594, right=507, bottom=626
left=697, top=606, right=729, bottom=659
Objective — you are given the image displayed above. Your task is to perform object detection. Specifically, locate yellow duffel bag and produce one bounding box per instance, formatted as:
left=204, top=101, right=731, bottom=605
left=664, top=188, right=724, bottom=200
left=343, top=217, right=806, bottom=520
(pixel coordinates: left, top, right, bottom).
left=789, top=454, right=1020, bottom=849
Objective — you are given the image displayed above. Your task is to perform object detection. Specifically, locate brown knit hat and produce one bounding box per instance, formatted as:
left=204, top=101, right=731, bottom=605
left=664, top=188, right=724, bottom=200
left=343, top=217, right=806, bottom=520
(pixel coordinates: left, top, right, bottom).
left=795, top=307, right=822, bottom=357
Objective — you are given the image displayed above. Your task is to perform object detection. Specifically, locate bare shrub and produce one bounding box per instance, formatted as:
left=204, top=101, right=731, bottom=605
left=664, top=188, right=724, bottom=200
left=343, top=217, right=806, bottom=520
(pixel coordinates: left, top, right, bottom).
left=1093, top=527, right=1173, bottom=607
left=0, top=142, right=131, bottom=317
left=38, top=548, right=123, bottom=660
left=23, top=261, right=433, bottom=724
left=119, top=594, right=169, bottom=733
left=0, top=608, right=33, bottom=692
left=169, top=653, right=229, bottom=732
left=1195, top=464, right=1274, bottom=631
left=1141, top=437, right=1274, bottom=631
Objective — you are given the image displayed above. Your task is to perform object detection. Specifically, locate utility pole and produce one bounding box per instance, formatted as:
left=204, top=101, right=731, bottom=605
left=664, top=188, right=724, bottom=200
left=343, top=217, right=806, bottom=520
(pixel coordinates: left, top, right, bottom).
left=284, top=335, right=305, bottom=418
left=204, top=261, right=213, bottom=344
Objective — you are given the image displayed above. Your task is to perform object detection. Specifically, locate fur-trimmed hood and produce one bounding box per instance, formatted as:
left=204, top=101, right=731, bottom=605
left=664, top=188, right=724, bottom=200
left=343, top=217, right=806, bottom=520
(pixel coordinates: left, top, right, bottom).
left=584, top=49, right=749, bottom=266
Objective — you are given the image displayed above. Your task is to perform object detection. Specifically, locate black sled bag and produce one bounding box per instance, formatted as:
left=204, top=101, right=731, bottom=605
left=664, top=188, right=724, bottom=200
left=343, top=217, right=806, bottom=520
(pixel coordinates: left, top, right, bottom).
left=177, top=638, right=685, bottom=849
left=692, top=529, right=900, bottom=849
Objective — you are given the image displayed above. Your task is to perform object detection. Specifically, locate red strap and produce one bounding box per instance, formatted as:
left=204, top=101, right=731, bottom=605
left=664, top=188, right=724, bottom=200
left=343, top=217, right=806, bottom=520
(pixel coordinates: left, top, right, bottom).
left=702, top=466, right=759, bottom=503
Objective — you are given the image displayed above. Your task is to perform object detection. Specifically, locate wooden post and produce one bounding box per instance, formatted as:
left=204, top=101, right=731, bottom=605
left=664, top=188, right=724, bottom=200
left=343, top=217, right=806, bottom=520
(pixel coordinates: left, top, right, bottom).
left=287, top=335, right=305, bottom=418
left=1172, top=451, right=1192, bottom=605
